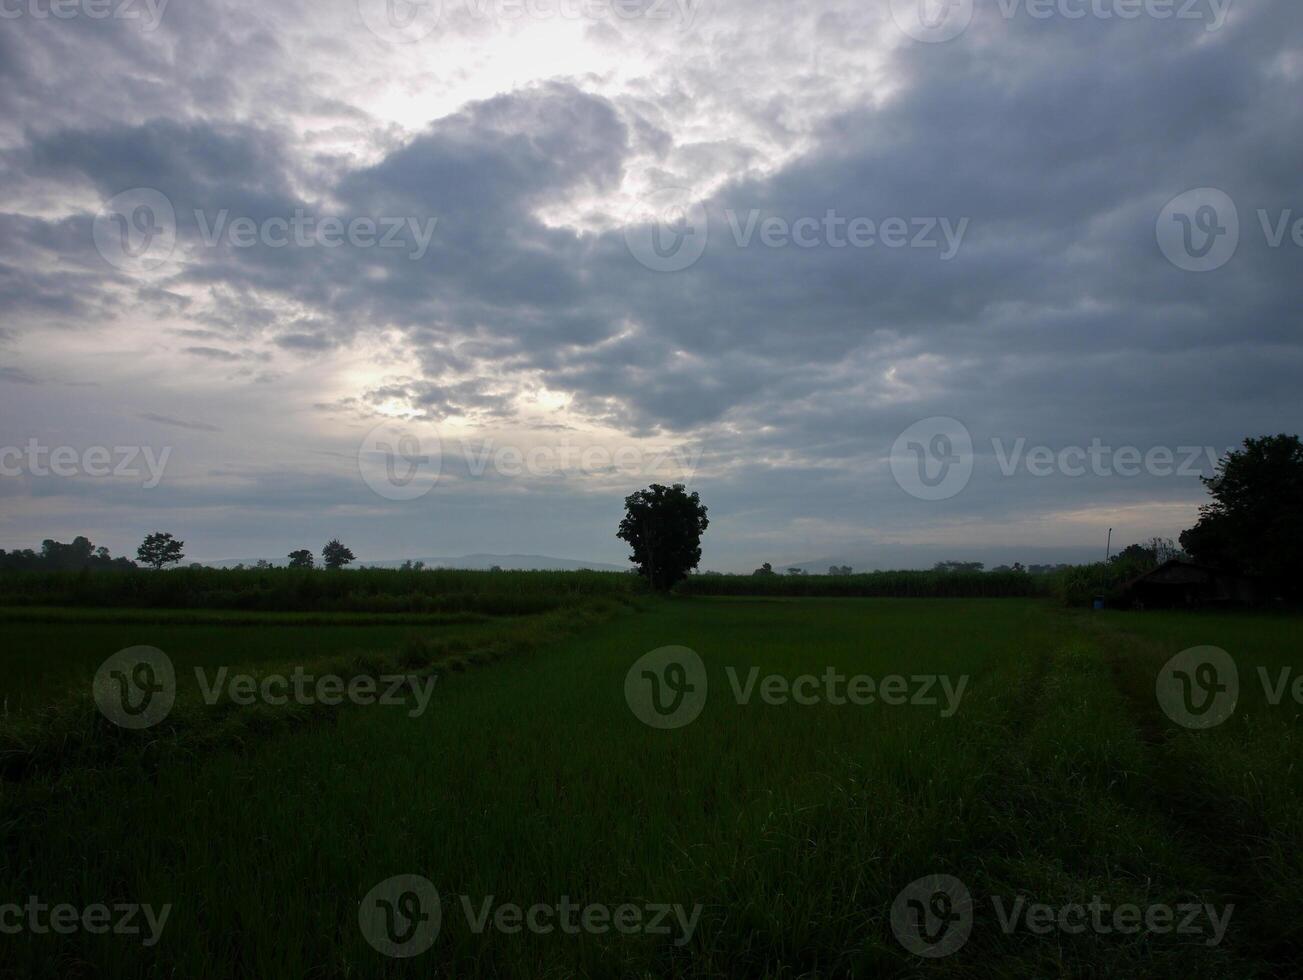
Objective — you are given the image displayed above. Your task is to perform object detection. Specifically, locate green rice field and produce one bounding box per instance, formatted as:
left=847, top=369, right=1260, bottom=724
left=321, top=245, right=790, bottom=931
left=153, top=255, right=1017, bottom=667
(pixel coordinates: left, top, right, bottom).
left=2, top=588, right=1300, bottom=978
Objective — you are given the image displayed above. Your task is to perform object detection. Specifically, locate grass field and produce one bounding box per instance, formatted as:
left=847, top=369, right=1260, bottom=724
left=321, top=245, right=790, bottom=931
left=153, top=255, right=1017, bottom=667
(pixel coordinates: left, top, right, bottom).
left=2, top=592, right=1300, bottom=978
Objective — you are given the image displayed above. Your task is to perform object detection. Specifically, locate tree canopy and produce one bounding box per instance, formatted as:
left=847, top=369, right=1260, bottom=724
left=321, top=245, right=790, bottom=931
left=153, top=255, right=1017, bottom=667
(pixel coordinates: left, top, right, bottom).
left=1180, top=433, right=1303, bottom=595
left=321, top=539, right=356, bottom=570
left=617, top=484, right=709, bottom=591
left=137, top=532, right=185, bottom=571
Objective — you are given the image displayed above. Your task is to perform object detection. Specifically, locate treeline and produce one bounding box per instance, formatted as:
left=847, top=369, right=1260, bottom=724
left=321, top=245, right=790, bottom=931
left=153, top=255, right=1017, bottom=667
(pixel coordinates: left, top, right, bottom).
left=676, top=570, right=1045, bottom=598
left=0, top=566, right=644, bottom=615
left=0, top=537, right=135, bottom=572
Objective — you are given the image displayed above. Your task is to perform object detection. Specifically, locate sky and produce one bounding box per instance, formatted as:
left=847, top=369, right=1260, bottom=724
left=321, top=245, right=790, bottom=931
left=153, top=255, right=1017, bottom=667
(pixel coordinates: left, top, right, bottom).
left=0, top=0, right=1299, bottom=571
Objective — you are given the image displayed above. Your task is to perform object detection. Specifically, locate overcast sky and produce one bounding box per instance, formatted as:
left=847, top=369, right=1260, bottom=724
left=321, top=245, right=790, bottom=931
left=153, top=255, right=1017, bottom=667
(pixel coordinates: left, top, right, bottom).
left=0, top=0, right=1299, bottom=570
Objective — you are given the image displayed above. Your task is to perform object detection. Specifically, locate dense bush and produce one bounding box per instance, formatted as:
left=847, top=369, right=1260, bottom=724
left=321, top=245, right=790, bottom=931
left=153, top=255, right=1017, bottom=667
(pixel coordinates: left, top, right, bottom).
left=675, top=570, right=1045, bottom=598
left=0, top=566, right=644, bottom=614
left=1044, top=561, right=1147, bottom=607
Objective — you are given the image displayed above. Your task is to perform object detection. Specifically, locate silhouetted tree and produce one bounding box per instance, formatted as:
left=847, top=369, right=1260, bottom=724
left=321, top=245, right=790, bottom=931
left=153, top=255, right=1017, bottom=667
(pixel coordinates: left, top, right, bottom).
left=934, top=561, right=984, bottom=573
left=617, top=484, right=708, bottom=591
left=287, top=549, right=314, bottom=569
left=322, top=539, right=356, bottom=570
left=137, top=532, right=184, bottom=570
left=1181, top=434, right=1303, bottom=595
left=753, top=562, right=775, bottom=576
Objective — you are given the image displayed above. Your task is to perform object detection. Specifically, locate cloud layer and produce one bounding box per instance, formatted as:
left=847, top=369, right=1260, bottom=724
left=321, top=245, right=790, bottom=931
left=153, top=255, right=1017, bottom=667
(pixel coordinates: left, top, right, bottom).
left=1, top=0, right=1300, bottom=569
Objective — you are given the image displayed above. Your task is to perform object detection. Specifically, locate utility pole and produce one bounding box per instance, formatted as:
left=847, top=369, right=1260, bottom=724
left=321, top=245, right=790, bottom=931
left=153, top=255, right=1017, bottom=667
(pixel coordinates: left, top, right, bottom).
left=1105, top=527, right=1113, bottom=563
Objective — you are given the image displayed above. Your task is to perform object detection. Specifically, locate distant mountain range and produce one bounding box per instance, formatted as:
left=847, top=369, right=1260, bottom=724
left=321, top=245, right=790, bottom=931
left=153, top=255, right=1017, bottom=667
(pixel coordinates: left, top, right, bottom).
left=196, top=553, right=629, bottom=572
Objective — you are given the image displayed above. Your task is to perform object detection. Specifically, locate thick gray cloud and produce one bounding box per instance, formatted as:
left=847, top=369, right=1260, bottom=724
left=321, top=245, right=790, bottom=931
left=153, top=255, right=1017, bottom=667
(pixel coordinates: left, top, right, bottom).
left=0, top=0, right=1299, bottom=569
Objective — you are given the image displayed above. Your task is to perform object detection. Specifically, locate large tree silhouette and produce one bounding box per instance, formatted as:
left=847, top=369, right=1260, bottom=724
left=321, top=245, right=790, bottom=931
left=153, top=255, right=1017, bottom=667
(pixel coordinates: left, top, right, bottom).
left=137, top=532, right=184, bottom=570
left=321, top=539, right=356, bottom=570
left=617, top=484, right=708, bottom=591
left=1180, top=434, right=1303, bottom=596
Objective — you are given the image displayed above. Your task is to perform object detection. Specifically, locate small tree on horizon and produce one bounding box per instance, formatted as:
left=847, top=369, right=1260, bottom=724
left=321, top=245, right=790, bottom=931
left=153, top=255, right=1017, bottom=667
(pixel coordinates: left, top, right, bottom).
left=287, top=549, right=314, bottom=569
left=617, top=484, right=708, bottom=591
left=321, top=539, right=356, bottom=570
left=136, top=532, right=184, bottom=570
